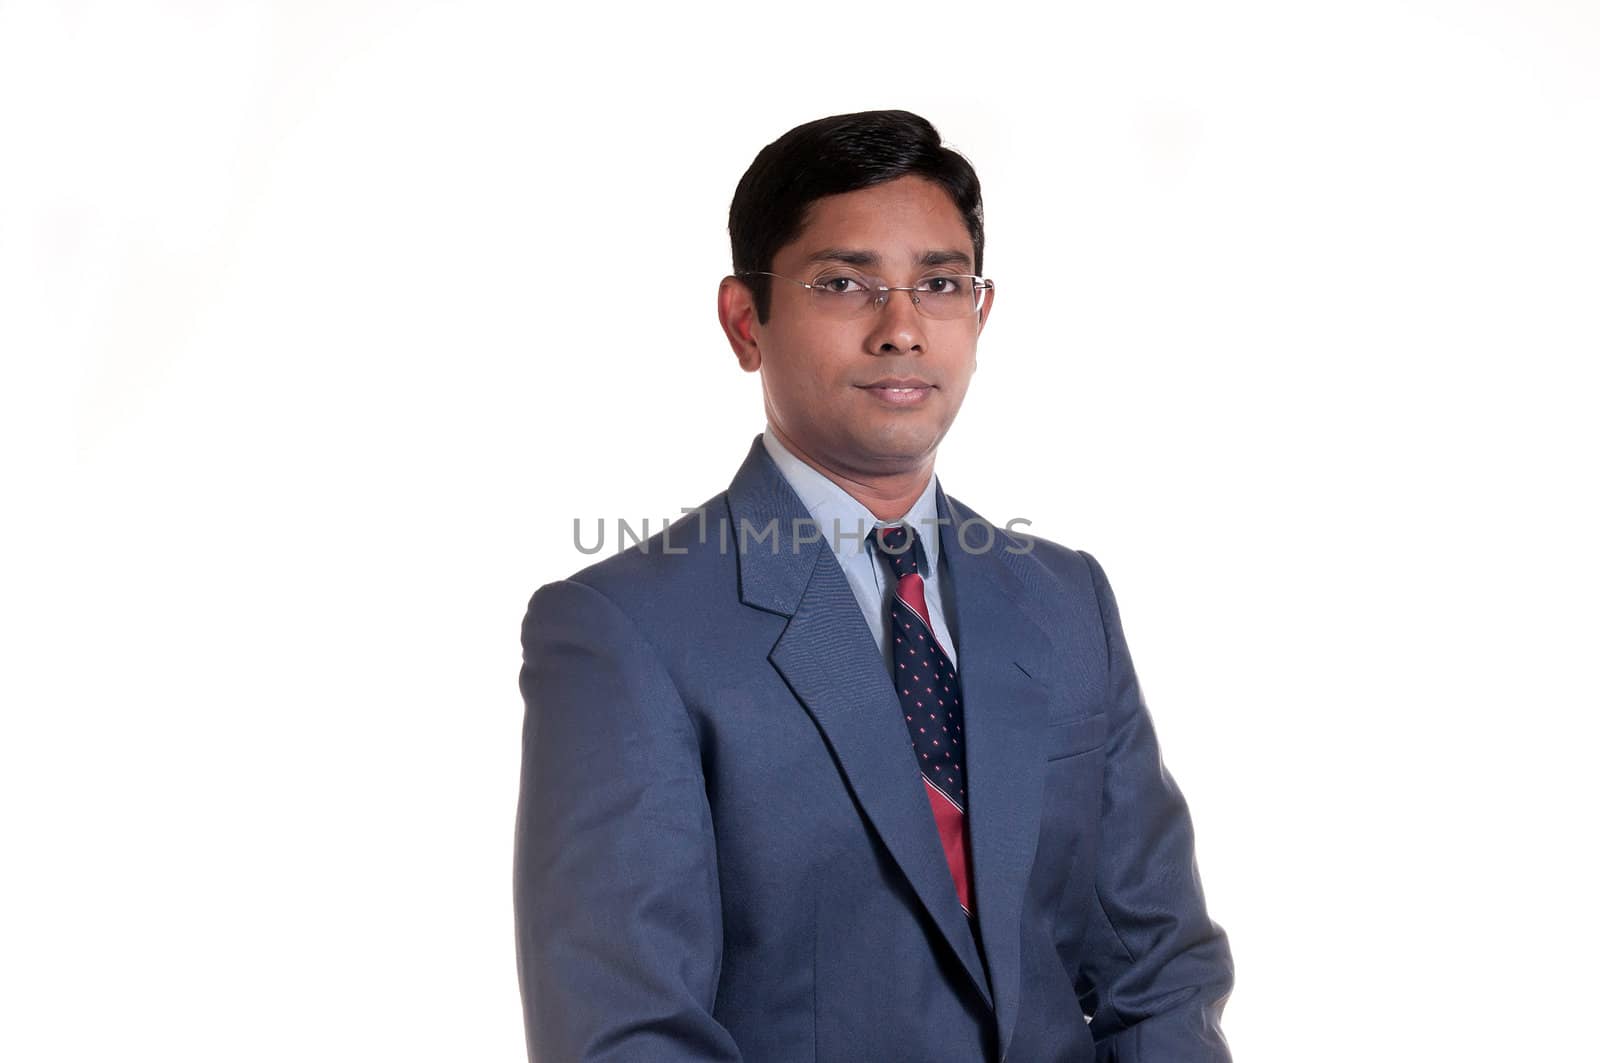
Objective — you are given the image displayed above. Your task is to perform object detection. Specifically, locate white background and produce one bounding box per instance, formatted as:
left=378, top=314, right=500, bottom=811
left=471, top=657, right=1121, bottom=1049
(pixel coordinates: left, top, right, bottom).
left=3, top=1, right=1596, bottom=1059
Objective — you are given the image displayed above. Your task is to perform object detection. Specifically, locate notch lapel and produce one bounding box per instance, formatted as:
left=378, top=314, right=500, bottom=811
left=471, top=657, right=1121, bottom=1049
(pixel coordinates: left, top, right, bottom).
left=769, top=562, right=996, bottom=1011
left=937, top=486, right=1056, bottom=1061
left=728, top=437, right=994, bottom=1010
left=725, top=436, right=1062, bottom=1045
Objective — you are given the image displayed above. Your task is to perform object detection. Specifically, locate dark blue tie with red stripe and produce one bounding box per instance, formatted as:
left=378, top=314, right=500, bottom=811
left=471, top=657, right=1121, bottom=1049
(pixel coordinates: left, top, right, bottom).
left=870, top=523, right=975, bottom=918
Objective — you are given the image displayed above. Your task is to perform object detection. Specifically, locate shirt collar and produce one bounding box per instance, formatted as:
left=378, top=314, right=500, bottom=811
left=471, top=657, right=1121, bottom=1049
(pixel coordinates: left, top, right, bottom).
left=761, top=424, right=942, bottom=569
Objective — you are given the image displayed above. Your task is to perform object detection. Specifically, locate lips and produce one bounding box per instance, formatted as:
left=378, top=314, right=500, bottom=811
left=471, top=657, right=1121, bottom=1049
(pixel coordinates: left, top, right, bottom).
left=858, top=378, right=936, bottom=407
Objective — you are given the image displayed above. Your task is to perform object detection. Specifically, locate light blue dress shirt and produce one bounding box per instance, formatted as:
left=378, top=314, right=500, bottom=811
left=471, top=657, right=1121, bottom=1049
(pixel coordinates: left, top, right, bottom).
left=761, top=426, right=959, bottom=672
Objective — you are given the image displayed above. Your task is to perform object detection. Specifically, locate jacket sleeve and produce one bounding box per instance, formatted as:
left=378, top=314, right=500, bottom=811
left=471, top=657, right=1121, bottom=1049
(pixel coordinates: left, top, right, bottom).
left=1075, top=552, right=1234, bottom=1062
left=514, top=578, right=743, bottom=1062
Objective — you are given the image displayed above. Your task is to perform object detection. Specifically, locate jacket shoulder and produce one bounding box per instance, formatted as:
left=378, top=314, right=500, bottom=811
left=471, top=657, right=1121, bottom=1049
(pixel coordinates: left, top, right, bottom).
left=940, top=493, right=1119, bottom=671
left=943, top=491, right=1096, bottom=592
left=527, top=490, right=737, bottom=621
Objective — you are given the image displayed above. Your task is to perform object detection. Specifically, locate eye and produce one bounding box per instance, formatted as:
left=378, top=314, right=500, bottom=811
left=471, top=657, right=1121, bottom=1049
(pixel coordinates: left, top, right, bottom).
left=919, top=275, right=968, bottom=295
left=815, top=273, right=867, bottom=295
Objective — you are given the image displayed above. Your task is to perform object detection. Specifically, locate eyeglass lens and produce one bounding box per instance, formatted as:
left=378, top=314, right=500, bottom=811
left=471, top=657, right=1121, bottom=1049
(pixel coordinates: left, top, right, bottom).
left=811, top=271, right=986, bottom=319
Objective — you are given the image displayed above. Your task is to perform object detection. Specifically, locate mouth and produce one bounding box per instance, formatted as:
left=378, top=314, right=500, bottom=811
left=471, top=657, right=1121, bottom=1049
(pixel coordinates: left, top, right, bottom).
left=859, top=377, right=934, bottom=390
left=857, top=379, right=936, bottom=406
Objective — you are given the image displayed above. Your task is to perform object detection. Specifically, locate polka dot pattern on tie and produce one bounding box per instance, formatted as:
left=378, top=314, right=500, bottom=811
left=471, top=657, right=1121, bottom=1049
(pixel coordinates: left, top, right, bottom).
left=871, top=523, right=967, bottom=809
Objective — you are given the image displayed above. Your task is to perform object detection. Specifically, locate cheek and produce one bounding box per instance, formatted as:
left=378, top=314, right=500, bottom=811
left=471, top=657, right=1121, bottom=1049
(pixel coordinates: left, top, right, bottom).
left=938, top=375, right=971, bottom=410
left=792, top=330, right=857, bottom=390
left=766, top=340, right=841, bottom=405
left=937, top=331, right=980, bottom=374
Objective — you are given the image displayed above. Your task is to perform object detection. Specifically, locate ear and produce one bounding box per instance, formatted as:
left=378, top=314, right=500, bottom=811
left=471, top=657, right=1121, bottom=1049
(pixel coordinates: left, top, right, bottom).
left=976, top=280, right=995, bottom=334
left=718, top=276, right=763, bottom=372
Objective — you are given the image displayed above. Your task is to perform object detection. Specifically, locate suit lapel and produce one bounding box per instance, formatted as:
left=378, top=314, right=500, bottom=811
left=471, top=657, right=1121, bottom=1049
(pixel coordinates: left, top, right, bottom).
left=937, top=486, right=1055, bottom=1059
left=727, top=435, right=1056, bottom=1041
left=729, top=436, right=994, bottom=1008
left=768, top=561, right=995, bottom=1011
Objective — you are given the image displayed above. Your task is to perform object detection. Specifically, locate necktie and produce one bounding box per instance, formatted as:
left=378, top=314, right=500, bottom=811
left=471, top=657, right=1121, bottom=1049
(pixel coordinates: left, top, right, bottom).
left=870, top=523, right=975, bottom=918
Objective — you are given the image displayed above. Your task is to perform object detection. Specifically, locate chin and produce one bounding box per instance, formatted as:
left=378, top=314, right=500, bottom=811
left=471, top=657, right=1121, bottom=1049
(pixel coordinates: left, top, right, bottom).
left=861, top=423, right=940, bottom=460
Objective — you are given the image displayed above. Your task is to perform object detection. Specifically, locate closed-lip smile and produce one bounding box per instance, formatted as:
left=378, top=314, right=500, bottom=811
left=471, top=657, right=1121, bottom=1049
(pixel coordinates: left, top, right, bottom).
left=859, top=377, right=934, bottom=389
left=858, top=377, right=935, bottom=406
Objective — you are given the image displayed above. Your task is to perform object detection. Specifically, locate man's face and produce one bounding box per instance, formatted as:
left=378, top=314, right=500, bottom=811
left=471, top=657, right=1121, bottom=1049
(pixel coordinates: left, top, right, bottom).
left=724, top=174, right=992, bottom=483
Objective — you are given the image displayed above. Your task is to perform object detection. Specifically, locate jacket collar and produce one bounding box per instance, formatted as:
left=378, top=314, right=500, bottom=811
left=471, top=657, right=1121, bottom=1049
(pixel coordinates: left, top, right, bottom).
left=758, top=425, right=944, bottom=570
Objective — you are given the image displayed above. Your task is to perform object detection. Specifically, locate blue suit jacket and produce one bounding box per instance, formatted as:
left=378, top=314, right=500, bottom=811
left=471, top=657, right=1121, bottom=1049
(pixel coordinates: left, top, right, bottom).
left=515, top=436, right=1233, bottom=1062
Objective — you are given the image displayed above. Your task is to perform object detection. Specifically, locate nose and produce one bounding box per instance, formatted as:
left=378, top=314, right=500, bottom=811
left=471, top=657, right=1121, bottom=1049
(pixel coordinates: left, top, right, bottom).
left=865, top=287, right=927, bottom=355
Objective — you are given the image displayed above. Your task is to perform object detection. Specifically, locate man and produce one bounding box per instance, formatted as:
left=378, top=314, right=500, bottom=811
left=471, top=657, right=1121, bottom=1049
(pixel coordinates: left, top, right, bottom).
left=515, top=110, right=1233, bottom=1062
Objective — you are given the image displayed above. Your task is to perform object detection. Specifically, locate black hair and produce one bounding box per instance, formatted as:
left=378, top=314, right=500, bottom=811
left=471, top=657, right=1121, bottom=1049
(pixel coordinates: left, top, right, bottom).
left=728, top=110, right=985, bottom=324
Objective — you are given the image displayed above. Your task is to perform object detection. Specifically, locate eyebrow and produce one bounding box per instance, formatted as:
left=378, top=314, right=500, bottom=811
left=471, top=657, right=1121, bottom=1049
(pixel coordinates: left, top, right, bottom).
left=804, top=247, right=975, bottom=271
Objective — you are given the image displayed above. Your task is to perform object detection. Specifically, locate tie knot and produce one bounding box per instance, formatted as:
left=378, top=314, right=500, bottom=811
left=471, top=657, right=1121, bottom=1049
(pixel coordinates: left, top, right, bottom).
left=871, top=523, right=925, bottom=581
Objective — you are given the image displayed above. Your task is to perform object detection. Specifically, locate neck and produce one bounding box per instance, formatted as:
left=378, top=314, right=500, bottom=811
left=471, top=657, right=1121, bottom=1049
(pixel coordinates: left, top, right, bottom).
left=769, top=423, right=933, bottom=522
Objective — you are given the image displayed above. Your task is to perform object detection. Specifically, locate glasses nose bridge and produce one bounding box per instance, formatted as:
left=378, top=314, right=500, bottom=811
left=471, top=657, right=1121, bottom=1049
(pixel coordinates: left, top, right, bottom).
left=867, top=282, right=924, bottom=316
left=864, top=284, right=931, bottom=349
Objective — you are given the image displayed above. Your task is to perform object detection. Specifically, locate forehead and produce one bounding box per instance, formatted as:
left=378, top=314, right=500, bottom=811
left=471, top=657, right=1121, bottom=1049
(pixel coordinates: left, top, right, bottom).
left=776, top=175, right=974, bottom=269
